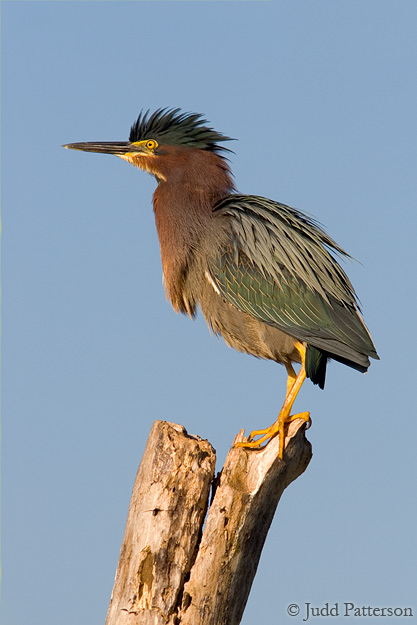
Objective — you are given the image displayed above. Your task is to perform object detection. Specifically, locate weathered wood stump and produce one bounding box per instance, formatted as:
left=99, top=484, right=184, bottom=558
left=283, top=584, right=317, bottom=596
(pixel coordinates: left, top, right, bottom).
left=106, top=419, right=312, bottom=625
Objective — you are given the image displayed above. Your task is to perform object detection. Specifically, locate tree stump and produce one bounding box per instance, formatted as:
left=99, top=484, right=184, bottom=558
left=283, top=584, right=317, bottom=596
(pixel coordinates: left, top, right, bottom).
left=105, top=419, right=312, bottom=625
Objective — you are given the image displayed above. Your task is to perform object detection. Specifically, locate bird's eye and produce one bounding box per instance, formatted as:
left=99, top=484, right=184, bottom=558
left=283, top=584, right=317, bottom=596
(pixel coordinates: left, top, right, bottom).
left=146, top=140, right=158, bottom=150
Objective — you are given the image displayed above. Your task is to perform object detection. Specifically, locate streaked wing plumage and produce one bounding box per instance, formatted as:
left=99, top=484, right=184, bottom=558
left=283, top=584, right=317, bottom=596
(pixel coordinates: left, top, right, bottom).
left=209, top=195, right=378, bottom=368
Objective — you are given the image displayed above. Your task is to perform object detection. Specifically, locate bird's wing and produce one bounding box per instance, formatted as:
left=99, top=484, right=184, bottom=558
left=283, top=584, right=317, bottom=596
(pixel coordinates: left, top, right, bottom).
left=208, top=195, right=377, bottom=363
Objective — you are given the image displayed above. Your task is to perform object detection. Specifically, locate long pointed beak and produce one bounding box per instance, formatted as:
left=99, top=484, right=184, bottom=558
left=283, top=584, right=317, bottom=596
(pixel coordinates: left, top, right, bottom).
left=63, top=141, right=138, bottom=155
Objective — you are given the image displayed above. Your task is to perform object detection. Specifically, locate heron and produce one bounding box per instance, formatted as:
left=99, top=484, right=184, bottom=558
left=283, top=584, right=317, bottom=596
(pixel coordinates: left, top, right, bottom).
left=64, top=108, right=378, bottom=458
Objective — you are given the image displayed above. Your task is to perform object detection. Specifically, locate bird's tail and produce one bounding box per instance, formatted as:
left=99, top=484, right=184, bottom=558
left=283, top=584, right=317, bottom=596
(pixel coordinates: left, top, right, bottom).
left=306, top=344, right=371, bottom=390
left=305, top=345, right=327, bottom=390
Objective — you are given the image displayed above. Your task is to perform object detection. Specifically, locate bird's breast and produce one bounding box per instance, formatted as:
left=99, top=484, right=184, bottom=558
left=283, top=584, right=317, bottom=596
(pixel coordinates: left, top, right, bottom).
left=152, top=187, right=214, bottom=317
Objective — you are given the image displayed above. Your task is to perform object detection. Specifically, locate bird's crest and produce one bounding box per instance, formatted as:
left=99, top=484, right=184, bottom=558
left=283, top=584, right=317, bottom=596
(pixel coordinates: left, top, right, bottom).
left=129, top=108, right=234, bottom=153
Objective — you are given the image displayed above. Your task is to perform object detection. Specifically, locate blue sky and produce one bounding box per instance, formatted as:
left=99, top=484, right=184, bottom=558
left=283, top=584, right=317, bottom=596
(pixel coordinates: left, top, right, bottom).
left=2, top=1, right=417, bottom=624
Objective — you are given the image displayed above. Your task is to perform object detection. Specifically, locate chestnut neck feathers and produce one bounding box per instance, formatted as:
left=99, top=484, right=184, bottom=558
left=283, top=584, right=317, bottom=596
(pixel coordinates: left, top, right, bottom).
left=151, top=146, right=235, bottom=313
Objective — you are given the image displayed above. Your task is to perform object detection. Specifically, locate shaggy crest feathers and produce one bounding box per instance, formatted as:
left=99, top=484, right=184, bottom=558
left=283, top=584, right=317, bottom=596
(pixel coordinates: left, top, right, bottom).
left=129, top=108, right=234, bottom=153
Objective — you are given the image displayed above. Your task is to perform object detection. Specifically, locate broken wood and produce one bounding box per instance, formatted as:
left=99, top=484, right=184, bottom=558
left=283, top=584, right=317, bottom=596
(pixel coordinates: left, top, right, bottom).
left=105, top=419, right=312, bottom=625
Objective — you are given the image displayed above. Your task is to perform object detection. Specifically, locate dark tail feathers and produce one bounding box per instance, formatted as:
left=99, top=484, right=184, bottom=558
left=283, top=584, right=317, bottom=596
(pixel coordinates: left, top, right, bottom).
left=305, top=345, right=328, bottom=390
left=306, top=344, right=370, bottom=390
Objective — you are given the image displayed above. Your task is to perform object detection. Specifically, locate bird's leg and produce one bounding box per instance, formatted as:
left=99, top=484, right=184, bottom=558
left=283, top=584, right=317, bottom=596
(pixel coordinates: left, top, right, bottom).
left=235, top=342, right=310, bottom=459
left=286, top=362, right=297, bottom=394
left=247, top=363, right=298, bottom=440
left=275, top=347, right=309, bottom=458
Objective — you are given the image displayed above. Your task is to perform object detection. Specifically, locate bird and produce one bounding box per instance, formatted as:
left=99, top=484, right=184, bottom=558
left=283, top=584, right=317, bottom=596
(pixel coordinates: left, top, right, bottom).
left=64, top=107, right=379, bottom=459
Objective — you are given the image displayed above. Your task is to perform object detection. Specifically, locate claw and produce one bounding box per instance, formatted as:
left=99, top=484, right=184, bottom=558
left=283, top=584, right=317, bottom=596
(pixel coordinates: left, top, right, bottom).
left=234, top=343, right=310, bottom=458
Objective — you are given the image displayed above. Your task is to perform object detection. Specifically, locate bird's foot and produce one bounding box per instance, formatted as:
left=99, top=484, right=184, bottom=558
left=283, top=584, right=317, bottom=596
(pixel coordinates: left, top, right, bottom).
left=235, top=411, right=310, bottom=459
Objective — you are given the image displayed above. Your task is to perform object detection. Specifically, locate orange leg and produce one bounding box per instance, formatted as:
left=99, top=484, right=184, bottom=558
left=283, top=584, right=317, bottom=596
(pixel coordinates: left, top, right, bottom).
left=235, top=342, right=310, bottom=459
left=286, top=362, right=297, bottom=394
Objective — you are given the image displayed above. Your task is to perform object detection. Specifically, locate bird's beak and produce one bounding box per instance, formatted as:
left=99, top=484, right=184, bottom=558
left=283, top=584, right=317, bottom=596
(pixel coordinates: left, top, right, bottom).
left=62, top=141, right=139, bottom=155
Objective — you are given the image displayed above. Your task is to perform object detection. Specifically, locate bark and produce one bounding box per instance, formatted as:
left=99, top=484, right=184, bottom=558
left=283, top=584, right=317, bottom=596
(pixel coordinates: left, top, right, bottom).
left=105, top=419, right=312, bottom=625
left=105, top=421, right=216, bottom=625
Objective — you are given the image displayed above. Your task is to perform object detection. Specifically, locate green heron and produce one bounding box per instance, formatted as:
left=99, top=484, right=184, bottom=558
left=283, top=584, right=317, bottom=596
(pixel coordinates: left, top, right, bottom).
left=64, top=108, right=378, bottom=458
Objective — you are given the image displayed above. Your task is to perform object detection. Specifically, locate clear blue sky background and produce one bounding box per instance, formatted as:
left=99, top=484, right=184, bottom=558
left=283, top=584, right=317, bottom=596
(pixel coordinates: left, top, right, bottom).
left=2, top=2, right=417, bottom=624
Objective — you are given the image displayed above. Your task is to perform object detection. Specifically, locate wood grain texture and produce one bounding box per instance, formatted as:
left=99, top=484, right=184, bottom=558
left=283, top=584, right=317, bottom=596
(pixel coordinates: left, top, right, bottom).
left=105, top=421, right=216, bottom=625
left=178, top=419, right=312, bottom=625
left=105, top=419, right=312, bottom=625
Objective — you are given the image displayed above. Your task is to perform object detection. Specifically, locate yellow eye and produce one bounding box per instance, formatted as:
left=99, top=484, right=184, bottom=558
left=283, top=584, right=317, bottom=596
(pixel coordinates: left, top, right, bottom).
left=146, top=140, right=158, bottom=150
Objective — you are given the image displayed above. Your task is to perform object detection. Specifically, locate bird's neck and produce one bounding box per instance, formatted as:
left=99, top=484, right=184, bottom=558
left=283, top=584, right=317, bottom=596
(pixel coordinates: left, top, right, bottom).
left=152, top=150, right=235, bottom=314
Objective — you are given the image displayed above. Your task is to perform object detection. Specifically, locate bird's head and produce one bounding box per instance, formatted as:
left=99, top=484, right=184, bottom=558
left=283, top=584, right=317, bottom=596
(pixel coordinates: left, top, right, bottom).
left=64, top=108, right=234, bottom=183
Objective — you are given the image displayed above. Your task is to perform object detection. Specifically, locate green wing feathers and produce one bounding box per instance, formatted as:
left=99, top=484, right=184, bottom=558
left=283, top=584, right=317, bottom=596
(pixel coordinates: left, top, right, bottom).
left=209, top=195, right=378, bottom=384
